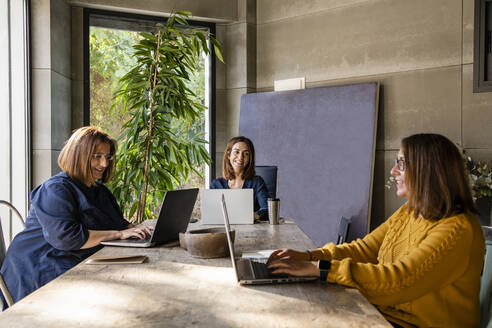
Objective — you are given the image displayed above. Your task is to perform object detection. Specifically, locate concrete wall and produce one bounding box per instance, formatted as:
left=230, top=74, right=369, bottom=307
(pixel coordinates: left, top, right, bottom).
left=67, top=0, right=238, bottom=22
left=31, top=0, right=72, bottom=188
left=252, top=0, right=492, bottom=227
left=214, top=0, right=256, bottom=175
left=48, top=0, right=492, bottom=228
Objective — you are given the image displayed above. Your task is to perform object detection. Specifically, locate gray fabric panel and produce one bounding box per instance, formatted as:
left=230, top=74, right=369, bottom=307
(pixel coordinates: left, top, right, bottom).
left=239, top=83, right=379, bottom=247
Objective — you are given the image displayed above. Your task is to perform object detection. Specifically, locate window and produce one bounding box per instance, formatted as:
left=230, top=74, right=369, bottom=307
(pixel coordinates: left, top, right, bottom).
left=0, top=0, right=31, bottom=244
left=474, top=0, right=492, bottom=92
left=84, top=9, right=216, bottom=217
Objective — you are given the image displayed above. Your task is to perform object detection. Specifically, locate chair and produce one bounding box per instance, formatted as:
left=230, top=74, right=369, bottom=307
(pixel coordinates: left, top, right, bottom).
left=0, top=200, right=25, bottom=309
left=337, top=216, right=351, bottom=245
left=255, top=166, right=278, bottom=199
left=481, top=226, right=492, bottom=327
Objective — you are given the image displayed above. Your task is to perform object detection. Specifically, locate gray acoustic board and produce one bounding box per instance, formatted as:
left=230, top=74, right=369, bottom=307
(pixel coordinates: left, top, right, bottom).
left=239, top=83, right=379, bottom=247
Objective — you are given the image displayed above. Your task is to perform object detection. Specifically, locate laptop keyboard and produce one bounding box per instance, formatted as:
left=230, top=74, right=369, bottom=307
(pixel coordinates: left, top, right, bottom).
left=251, top=260, right=287, bottom=279
left=127, top=237, right=151, bottom=243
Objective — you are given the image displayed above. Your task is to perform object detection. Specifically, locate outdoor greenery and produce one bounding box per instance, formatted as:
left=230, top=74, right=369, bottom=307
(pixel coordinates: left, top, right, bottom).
left=103, top=11, right=223, bottom=223
left=464, top=156, right=492, bottom=201
left=90, top=28, right=141, bottom=138
left=385, top=155, right=492, bottom=201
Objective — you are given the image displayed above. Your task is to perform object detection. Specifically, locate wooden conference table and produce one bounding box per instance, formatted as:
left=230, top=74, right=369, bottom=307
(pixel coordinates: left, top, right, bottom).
left=0, top=221, right=391, bottom=328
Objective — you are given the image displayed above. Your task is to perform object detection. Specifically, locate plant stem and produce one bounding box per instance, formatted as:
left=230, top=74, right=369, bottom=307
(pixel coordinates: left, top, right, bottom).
left=136, top=29, right=161, bottom=223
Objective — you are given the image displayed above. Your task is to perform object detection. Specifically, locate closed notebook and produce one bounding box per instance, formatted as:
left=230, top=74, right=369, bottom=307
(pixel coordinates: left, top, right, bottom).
left=85, top=255, right=148, bottom=265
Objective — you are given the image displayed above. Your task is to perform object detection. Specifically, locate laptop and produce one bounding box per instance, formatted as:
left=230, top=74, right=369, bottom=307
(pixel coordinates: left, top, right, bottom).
left=201, top=189, right=253, bottom=224
left=101, top=188, right=198, bottom=248
left=221, top=194, right=317, bottom=285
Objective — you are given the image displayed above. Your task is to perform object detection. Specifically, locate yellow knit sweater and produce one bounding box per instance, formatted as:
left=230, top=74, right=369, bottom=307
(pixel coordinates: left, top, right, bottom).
left=318, top=204, right=485, bottom=328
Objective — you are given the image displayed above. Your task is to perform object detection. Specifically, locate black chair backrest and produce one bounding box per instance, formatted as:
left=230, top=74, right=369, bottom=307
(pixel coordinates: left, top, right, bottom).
left=255, top=166, right=278, bottom=199
left=481, top=226, right=492, bottom=328
left=337, top=216, right=351, bottom=245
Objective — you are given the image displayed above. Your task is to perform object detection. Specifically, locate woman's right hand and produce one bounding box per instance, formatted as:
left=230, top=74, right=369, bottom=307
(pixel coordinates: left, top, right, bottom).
left=268, top=248, right=309, bottom=263
left=119, top=226, right=152, bottom=240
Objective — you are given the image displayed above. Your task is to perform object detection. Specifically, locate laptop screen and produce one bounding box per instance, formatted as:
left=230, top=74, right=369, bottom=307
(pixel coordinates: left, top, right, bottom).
left=221, top=194, right=240, bottom=282
left=202, top=189, right=254, bottom=224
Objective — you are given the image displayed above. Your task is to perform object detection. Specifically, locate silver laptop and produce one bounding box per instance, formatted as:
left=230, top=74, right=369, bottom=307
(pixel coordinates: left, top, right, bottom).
left=201, top=189, right=253, bottom=224
left=221, top=194, right=317, bottom=285
left=101, top=189, right=198, bottom=248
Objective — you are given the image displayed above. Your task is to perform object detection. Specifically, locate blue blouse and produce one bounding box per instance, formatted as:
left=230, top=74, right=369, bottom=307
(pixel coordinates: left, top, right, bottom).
left=0, top=172, right=129, bottom=308
left=210, top=176, right=269, bottom=220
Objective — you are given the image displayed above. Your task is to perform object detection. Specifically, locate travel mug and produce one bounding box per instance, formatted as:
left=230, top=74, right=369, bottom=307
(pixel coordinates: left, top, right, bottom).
left=268, top=198, right=280, bottom=225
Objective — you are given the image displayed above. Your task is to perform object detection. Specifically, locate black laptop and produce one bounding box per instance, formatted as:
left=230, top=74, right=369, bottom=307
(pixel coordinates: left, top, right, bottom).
left=101, top=188, right=198, bottom=248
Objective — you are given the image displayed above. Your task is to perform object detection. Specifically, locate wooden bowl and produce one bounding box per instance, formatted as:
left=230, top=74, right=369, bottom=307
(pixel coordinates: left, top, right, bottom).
left=179, top=227, right=235, bottom=258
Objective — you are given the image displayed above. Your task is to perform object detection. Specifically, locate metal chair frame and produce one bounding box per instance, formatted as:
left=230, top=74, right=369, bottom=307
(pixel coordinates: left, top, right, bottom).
left=0, top=200, right=25, bottom=309
left=337, top=216, right=351, bottom=245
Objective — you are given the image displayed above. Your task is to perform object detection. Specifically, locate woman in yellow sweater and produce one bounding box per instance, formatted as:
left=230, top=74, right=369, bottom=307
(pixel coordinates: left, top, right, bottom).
left=268, top=133, right=485, bottom=328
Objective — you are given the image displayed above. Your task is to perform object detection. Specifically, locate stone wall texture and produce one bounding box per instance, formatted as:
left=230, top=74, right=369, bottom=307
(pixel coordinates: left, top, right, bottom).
left=252, top=0, right=490, bottom=228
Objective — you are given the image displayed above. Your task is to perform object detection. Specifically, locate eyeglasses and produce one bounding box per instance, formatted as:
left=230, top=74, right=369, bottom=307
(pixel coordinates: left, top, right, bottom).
left=92, top=154, right=114, bottom=161
left=395, top=158, right=405, bottom=171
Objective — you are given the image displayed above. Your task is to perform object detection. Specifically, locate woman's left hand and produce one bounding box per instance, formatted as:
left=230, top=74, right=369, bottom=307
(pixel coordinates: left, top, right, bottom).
left=268, top=259, right=320, bottom=277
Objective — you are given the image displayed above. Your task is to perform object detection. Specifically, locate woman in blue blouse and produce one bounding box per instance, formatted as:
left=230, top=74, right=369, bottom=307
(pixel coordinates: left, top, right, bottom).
left=0, top=126, right=152, bottom=308
left=211, top=136, right=269, bottom=221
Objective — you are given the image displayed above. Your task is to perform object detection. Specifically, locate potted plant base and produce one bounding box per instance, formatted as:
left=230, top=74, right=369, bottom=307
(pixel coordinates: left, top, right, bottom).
left=476, top=196, right=492, bottom=226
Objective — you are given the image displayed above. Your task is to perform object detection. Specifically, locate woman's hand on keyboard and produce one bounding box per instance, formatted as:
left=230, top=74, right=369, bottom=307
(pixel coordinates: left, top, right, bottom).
left=119, top=226, right=153, bottom=240
left=267, top=258, right=319, bottom=277
left=267, top=249, right=310, bottom=263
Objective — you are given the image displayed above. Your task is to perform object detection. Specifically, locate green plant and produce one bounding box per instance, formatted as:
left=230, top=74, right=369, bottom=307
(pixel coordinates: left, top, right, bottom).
left=385, top=156, right=492, bottom=201
left=109, top=10, right=224, bottom=223
left=465, top=157, right=492, bottom=201
left=89, top=27, right=141, bottom=139
left=385, top=175, right=396, bottom=190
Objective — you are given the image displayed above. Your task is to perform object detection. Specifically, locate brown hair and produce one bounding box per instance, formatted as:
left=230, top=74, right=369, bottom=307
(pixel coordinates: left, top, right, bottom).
left=401, top=133, right=477, bottom=220
left=222, top=136, right=256, bottom=180
left=58, top=126, right=117, bottom=186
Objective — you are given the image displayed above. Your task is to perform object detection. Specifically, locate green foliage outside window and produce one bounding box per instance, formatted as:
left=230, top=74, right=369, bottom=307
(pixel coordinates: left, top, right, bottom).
left=90, top=28, right=140, bottom=138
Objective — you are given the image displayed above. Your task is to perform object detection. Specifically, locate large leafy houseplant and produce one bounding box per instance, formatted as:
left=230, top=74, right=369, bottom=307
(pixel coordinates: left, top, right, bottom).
left=109, top=11, right=224, bottom=223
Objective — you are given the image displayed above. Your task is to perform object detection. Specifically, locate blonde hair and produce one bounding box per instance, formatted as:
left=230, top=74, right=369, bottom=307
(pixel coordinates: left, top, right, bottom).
left=58, top=126, right=117, bottom=186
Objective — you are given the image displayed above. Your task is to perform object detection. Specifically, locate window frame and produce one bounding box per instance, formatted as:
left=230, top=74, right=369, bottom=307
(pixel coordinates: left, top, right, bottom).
left=0, top=0, right=31, bottom=243
left=82, top=8, right=217, bottom=180
left=474, top=0, right=492, bottom=92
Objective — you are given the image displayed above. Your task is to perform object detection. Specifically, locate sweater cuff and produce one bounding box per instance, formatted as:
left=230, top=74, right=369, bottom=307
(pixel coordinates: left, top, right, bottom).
left=326, top=258, right=359, bottom=290
left=326, top=259, right=340, bottom=283
left=318, top=242, right=337, bottom=261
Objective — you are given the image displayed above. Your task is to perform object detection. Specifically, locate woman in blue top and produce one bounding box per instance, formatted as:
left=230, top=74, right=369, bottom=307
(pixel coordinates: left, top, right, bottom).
left=0, top=126, right=152, bottom=309
left=210, top=136, right=269, bottom=221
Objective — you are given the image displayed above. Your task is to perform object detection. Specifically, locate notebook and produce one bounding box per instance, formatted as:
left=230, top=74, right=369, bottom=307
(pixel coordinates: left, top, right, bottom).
left=101, top=188, right=198, bottom=248
left=221, top=194, right=317, bottom=285
left=85, top=255, right=147, bottom=265
left=201, top=189, right=254, bottom=224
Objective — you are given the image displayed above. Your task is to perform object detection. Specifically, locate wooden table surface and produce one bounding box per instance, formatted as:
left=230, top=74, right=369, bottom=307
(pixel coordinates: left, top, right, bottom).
left=0, top=222, right=391, bottom=328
